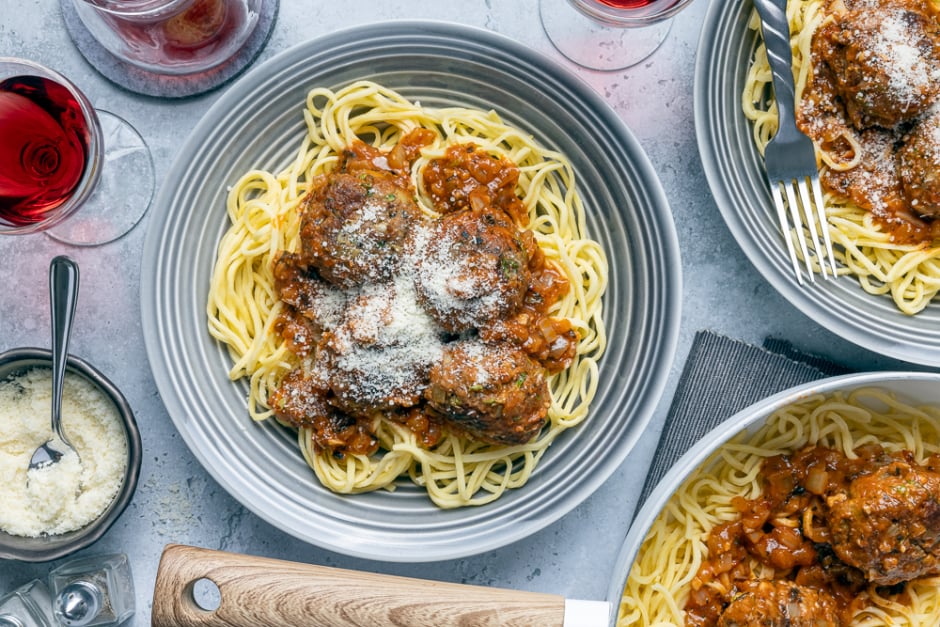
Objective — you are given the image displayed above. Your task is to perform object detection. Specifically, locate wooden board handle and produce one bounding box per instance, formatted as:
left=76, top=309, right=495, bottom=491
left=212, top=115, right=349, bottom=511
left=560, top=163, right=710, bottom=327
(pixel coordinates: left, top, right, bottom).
left=151, top=544, right=569, bottom=627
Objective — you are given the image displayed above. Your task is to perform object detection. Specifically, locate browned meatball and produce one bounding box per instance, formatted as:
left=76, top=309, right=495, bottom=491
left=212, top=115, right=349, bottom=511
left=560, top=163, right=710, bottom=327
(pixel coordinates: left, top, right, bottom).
left=269, top=367, right=331, bottom=427
left=898, top=110, right=940, bottom=218
left=827, top=457, right=940, bottom=585
left=819, top=127, right=908, bottom=216
left=272, top=253, right=347, bottom=330
left=816, top=7, right=940, bottom=129
left=411, top=208, right=529, bottom=333
left=299, top=169, right=423, bottom=287
left=268, top=368, right=378, bottom=457
left=322, top=280, right=444, bottom=415
left=424, top=340, right=550, bottom=445
left=717, top=581, right=841, bottom=627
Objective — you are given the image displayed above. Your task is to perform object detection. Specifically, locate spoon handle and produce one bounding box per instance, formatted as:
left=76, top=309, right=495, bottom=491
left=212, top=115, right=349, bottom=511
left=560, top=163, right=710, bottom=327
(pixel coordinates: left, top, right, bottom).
left=50, top=255, right=80, bottom=444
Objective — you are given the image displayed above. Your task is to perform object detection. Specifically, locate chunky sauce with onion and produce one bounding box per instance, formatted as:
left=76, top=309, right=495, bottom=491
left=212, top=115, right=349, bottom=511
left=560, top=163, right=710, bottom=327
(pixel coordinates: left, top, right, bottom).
left=685, top=444, right=940, bottom=626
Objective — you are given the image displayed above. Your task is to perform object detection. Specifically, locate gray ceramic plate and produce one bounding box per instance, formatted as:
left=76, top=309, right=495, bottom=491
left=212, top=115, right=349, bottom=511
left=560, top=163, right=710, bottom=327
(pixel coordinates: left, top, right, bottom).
left=695, top=0, right=940, bottom=367
left=605, top=371, right=940, bottom=625
left=140, top=20, right=681, bottom=561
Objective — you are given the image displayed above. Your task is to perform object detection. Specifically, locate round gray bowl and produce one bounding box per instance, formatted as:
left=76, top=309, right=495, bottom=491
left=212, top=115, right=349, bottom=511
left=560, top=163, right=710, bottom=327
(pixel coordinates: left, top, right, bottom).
left=141, top=20, right=681, bottom=561
left=0, top=347, right=142, bottom=562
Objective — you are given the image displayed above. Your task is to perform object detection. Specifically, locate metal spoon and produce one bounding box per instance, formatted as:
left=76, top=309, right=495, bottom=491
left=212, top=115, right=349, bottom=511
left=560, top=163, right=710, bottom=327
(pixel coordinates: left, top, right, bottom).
left=28, top=255, right=81, bottom=472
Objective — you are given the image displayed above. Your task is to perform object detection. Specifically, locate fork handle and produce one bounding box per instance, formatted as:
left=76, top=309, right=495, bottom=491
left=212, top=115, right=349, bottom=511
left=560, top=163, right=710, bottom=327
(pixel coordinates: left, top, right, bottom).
left=752, top=0, right=801, bottom=139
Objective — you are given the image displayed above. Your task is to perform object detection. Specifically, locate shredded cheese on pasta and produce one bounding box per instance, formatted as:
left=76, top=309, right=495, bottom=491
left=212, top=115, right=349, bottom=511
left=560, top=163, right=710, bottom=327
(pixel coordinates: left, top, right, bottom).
left=743, top=0, right=940, bottom=315
left=206, top=81, right=608, bottom=508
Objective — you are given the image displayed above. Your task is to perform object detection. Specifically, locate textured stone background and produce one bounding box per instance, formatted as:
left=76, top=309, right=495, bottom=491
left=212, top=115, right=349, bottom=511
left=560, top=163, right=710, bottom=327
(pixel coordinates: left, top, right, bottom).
left=0, top=0, right=917, bottom=623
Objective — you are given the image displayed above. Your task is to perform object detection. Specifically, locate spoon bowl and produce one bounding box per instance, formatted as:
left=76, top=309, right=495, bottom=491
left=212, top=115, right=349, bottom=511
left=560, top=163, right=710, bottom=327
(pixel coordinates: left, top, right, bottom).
left=29, top=438, right=74, bottom=469
left=28, top=256, right=81, bottom=475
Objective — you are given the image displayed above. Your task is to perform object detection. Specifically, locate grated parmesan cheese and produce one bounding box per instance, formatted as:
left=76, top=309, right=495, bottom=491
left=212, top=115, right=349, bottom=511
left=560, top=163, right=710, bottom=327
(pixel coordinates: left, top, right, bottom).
left=872, top=11, right=937, bottom=110
left=407, top=219, right=511, bottom=331
left=327, top=276, right=445, bottom=406
left=0, top=367, right=128, bottom=537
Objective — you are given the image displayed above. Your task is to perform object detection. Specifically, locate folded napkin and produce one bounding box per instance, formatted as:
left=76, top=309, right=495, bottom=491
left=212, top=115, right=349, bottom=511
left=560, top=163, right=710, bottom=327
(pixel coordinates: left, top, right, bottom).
left=637, top=330, right=852, bottom=507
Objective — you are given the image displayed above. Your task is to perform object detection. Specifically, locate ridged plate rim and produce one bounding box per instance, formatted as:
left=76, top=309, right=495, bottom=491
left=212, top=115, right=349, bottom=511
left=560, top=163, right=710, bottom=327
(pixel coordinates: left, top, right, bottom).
left=140, top=19, right=682, bottom=562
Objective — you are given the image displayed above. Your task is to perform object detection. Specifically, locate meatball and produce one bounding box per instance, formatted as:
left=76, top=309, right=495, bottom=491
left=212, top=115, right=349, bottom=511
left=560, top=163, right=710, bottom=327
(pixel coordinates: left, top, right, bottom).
left=819, top=127, right=908, bottom=216
left=816, top=7, right=940, bottom=129
left=272, top=252, right=347, bottom=331
left=299, top=169, right=423, bottom=287
left=411, top=208, right=529, bottom=333
left=717, top=581, right=841, bottom=627
left=268, top=368, right=378, bottom=457
left=898, top=110, right=940, bottom=218
left=269, top=367, right=329, bottom=428
left=827, top=457, right=940, bottom=585
left=424, top=340, right=550, bottom=445
left=322, top=280, right=443, bottom=415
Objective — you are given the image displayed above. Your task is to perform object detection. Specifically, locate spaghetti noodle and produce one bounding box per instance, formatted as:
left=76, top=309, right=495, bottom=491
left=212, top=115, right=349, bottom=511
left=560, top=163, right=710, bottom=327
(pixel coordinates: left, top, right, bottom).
left=617, top=387, right=940, bottom=626
left=743, top=0, right=940, bottom=315
left=206, top=81, right=608, bottom=508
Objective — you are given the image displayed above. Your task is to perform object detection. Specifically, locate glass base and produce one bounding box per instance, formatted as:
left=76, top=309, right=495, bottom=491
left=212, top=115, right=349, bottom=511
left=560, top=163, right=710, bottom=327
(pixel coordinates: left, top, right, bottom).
left=47, top=110, right=154, bottom=246
left=61, top=0, right=280, bottom=98
left=540, top=0, right=673, bottom=71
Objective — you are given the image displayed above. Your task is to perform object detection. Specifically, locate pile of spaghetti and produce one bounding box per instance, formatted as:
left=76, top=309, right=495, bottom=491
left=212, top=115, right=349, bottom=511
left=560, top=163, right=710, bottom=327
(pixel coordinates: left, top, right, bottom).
left=743, top=0, right=940, bottom=314
left=206, top=81, right=607, bottom=508
left=617, top=387, right=940, bottom=626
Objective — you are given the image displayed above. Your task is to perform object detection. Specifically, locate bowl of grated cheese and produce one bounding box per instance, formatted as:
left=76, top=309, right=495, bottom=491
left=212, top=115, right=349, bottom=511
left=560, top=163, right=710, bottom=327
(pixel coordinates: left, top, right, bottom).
left=0, top=347, right=142, bottom=562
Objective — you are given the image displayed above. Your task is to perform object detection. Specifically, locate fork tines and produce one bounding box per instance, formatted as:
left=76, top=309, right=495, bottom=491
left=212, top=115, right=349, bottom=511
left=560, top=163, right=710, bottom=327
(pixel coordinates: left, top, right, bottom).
left=768, top=173, right=838, bottom=285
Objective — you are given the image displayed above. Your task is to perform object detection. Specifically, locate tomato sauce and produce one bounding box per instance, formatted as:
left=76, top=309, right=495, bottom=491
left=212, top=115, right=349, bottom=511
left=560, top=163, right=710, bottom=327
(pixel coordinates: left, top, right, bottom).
left=685, top=444, right=940, bottom=626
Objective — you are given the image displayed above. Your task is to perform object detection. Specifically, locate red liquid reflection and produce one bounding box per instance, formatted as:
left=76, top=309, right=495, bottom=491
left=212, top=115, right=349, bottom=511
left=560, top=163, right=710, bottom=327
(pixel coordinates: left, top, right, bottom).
left=0, top=76, right=90, bottom=226
left=596, top=0, right=657, bottom=8
left=100, top=0, right=251, bottom=70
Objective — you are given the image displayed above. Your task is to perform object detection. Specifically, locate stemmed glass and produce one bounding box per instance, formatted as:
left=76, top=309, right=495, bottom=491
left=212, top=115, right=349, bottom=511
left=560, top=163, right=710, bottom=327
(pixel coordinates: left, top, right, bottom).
left=540, top=0, right=697, bottom=71
left=0, top=57, right=154, bottom=246
left=69, top=0, right=265, bottom=77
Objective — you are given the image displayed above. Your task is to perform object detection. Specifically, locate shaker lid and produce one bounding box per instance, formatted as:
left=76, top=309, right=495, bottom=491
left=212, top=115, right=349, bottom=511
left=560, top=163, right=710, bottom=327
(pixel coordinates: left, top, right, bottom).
left=53, top=582, right=101, bottom=627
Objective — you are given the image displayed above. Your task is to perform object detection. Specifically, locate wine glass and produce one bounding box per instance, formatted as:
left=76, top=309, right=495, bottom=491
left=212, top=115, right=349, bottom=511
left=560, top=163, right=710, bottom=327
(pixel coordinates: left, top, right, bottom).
left=70, top=0, right=265, bottom=76
left=540, top=0, right=697, bottom=71
left=0, top=57, right=154, bottom=246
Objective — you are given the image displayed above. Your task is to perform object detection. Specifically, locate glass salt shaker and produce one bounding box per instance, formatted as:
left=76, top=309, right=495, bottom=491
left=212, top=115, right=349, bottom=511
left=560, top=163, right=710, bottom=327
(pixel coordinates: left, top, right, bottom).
left=0, top=579, right=56, bottom=627
left=48, top=554, right=134, bottom=627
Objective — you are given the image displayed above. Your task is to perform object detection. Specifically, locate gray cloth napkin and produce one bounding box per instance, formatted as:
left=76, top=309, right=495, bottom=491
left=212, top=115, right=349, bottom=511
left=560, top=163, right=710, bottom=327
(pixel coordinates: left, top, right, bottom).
left=637, top=330, right=851, bottom=508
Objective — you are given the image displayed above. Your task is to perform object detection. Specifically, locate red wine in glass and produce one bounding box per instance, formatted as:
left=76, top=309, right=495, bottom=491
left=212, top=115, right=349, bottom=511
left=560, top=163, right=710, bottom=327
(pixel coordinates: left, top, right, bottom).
left=596, top=0, right=658, bottom=7
left=0, top=75, right=92, bottom=227
left=72, top=0, right=262, bottom=76
left=0, top=57, right=154, bottom=245
left=103, top=0, right=250, bottom=69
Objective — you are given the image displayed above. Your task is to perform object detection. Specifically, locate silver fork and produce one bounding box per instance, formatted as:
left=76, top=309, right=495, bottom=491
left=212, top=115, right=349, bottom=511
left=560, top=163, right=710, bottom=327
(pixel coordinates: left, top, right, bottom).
left=753, top=0, right=837, bottom=284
